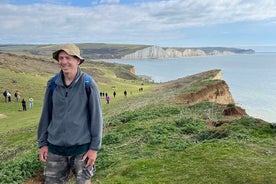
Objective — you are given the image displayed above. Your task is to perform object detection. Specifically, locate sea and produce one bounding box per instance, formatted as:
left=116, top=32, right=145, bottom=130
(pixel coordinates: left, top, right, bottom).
left=113, top=53, right=276, bottom=123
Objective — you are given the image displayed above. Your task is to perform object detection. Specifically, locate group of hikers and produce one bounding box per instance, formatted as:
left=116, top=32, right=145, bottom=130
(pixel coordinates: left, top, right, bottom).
left=2, top=89, right=34, bottom=111
left=3, top=87, right=140, bottom=109
left=100, top=89, right=133, bottom=104
left=2, top=89, right=13, bottom=102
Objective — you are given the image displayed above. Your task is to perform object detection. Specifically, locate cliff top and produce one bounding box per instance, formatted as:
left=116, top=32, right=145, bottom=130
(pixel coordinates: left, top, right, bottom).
left=0, top=43, right=254, bottom=60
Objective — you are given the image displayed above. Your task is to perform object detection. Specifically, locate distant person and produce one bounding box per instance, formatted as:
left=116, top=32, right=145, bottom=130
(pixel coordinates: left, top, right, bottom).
left=124, top=90, right=127, bottom=97
left=113, top=91, right=116, bottom=98
left=14, top=90, right=20, bottom=102
left=21, top=98, right=27, bottom=111
left=37, top=44, right=103, bottom=184
left=106, top=95, right=110, bottom=104
left=28, top=97, right=34, bottom=109
left=3, top=90, right=8, bottom=102
left=7, top=91, right=11, bottom=102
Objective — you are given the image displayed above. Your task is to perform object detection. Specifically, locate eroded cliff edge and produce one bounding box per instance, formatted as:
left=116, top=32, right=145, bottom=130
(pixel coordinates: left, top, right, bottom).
left=153, top=69, right=247, bottom=121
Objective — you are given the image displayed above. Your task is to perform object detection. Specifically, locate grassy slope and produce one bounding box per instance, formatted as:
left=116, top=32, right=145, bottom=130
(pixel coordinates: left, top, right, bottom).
left=0, top=43, right=150, bottom=60
left=0, top=53, right=275, bottom=184
left=95, top=106, right=276, bottom=184
left=0, top=43, right=254, bottom=60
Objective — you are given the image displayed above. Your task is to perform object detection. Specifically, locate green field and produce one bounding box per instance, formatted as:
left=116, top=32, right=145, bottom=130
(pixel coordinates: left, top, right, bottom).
left=0, top=52, right=275, bottom=184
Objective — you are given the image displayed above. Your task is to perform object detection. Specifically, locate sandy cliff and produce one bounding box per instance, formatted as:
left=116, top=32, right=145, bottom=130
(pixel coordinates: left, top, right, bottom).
left=175, top=80, right=235, bottom=105
left=153, top=69, right=247, bottom=122
left=154, top=70, right=234, bottom=105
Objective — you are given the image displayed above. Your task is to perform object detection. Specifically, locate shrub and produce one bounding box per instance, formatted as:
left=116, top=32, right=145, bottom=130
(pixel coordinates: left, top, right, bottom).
left=0, top=150, right=43, bottom=184
left=103, top=132, right=124, bottom=145
left=175, top=117, right=206, bottom=134
left=227, top=103, right=235, bottom=108
left=196, top=128, right=229, bottom=141
left=107, top=105, right=181, bottom=126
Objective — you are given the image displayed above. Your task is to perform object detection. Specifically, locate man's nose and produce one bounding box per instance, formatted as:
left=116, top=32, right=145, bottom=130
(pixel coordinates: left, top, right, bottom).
left=59, top=58, right=68, bottom=64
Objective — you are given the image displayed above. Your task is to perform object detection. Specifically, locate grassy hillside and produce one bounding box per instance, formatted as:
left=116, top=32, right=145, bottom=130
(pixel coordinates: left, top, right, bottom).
left=0, top=43, right=254, bottom=60
left=95, top=106, right=275, bottom=184
left=0, top=43, right=150, bottom=60
left=0, top=52, right=275, bottom=184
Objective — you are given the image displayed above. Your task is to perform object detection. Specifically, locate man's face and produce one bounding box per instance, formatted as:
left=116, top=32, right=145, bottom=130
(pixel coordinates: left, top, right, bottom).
left=58, top=51, right=80, bottom=75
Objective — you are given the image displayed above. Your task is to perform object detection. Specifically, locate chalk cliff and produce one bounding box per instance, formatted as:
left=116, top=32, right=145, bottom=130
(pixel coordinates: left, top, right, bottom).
left=121, top=46, right=254, bottom=60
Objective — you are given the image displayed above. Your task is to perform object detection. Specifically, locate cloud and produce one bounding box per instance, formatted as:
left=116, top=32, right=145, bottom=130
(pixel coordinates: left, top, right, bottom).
left=140, top=0, right=276, bottom=27
left=0, top=0, right=276, bottom=44
left=99, top=0, right=120, bottom=4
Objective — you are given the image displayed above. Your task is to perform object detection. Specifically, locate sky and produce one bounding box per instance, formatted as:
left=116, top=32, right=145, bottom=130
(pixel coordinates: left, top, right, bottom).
left=1, top=0, right=276, bottom=51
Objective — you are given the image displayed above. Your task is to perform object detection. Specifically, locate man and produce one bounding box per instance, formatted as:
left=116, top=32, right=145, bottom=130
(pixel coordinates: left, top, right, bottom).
left=3, top=90, right=7, bottom=102
left=15, top=90, right=20, bottom=102
left=28, top=97, right=34, bottom=109
left=21, top=98, right=27, bottom=111
left=37, top=44, right=103, bottom=184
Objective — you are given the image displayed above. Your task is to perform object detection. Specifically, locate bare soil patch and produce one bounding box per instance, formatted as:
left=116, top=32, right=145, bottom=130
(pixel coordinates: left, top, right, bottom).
left=24, top=169, right=44, bottom=184
left=0, top=114, right=7, bottom=119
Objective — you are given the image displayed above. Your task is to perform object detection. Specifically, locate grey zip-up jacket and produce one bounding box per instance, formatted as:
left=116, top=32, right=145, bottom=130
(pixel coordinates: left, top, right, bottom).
left=37, top=68, right=103, bottom=151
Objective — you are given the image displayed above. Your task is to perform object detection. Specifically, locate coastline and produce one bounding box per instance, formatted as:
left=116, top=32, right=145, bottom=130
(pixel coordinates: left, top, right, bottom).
left=113, top=53, right=276, bottom=123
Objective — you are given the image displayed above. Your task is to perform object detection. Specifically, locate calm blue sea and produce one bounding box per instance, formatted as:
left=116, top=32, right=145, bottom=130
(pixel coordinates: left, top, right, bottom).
left=114, top=53, right=276, bottom=123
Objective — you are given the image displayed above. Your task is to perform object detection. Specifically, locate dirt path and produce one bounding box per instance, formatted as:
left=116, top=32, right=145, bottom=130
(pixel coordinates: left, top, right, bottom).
left=0, top=114, right=7, bottom=119
left=24, top=168, right=44, bottom=184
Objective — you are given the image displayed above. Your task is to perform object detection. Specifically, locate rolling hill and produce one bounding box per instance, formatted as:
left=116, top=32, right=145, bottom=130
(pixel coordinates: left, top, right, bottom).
left=0, top=48, right=275, bottom=184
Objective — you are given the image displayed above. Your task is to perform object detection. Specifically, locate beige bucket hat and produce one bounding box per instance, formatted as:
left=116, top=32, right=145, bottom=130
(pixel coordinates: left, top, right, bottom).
left=53, top=44, right=85, bottom=64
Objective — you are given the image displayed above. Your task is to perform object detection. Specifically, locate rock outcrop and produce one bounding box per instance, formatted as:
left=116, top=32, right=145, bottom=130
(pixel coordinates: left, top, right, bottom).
left=154, top=69, right=235, bottom=106
left=129, top=67, right=235, bottom=107
left=175, top=80, right=235, bottom=105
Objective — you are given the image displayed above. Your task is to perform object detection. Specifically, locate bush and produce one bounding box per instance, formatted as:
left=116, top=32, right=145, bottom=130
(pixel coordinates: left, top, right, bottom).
left=0, top=150, right=43, bottom=184
left=175, top=117, right=206, bottom=134
left=103, top=133, right=124, bottom=145
left=196, top=128, right=229, bottom=141
left=107, top=105, right=181, bottom=126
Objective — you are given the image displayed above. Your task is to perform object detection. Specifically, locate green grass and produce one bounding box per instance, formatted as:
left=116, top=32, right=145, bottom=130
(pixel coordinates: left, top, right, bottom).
left=0, top=59, right=275, bottom=184
left=0, top=58, right=153, bottom=183
left=93, top=106, right=276, bottom=184
left=96, top=142, right=275, bottom=184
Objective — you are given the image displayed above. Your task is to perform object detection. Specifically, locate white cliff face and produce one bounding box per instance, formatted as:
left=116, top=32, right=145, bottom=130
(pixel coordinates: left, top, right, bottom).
left=122, top=46, right=167, bottom=59
left=120, top=46, right=229, bottom=60
left=182, top=49, right=206, bottom=57
left=165, top=48, right=183, bottom=58
left=209, top=50, right=235, bottom=55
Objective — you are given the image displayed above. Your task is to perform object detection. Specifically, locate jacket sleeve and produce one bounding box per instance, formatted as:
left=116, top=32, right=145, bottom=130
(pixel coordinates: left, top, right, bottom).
left=37, top=80, right=52, bottom=148
left=88, top=79, right=103, bottom=151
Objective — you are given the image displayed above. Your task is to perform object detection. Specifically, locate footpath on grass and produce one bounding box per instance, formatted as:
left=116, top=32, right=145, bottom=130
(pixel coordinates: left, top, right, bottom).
left=0, top=114, right=7, bottom=119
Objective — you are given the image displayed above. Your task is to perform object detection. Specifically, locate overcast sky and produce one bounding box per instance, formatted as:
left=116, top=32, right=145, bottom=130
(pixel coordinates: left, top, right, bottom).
left=1, top=0, right=276, bottom=51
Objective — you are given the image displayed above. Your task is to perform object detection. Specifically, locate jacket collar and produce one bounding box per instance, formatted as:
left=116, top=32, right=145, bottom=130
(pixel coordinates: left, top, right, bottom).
left=57, top=67, right=82, bottom=87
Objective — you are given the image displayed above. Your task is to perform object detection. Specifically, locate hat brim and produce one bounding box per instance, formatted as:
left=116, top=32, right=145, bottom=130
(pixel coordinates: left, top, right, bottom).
left=53, top=49, right=85, bottom=64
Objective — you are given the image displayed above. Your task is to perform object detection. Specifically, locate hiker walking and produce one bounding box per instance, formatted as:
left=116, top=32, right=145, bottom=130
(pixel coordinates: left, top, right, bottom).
left=14, top=90, right=20, bottom=102
left=21, top=98, right=27, bottom=111
left=28, top=97, right=34, bottom=109
left=37, top=44, right=103, bottom=184
left=3, top=90, right=8, bottom=102
left=106, top=95, right=110, bottom=104
left=113, top=91, right=116, bottom=98
left=7, top=91, right=11, bottom=102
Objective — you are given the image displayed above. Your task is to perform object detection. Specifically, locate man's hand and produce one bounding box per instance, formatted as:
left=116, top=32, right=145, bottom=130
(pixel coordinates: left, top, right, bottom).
left=82, top=149, right=97, bottom=168
left=39, top=146, right=48, bottom=162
